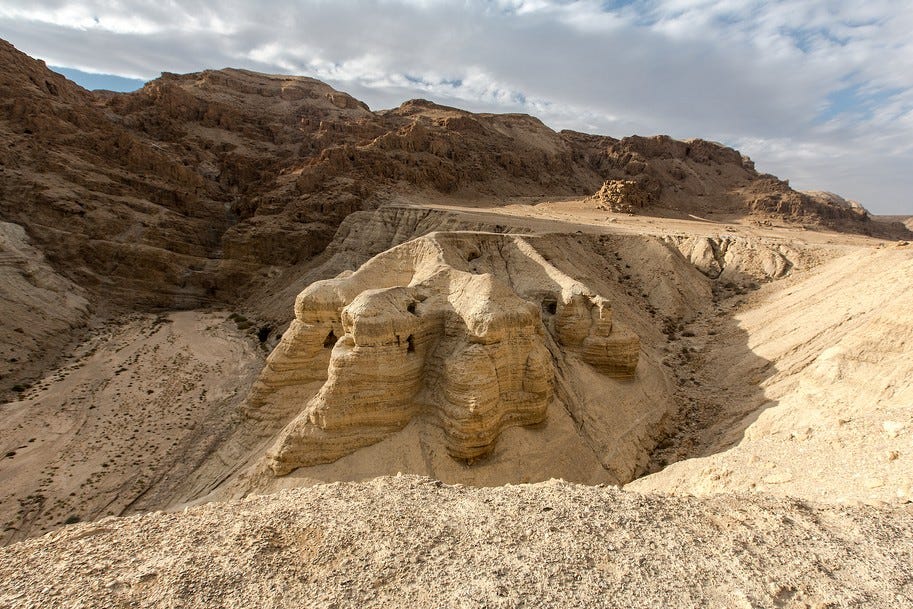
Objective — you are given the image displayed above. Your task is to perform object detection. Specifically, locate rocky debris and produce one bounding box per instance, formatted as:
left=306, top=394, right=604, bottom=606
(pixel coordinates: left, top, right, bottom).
left=746, top=177, right=894, bottom=233
left=1, top=475, right=911, bottom=609
left=873, top=215, right=913, bottom=233
left=247, top=232, right=639, bottom=475
left=804, top=190, right=869, bottom=215
left=589, top=179, right=653, bottom=213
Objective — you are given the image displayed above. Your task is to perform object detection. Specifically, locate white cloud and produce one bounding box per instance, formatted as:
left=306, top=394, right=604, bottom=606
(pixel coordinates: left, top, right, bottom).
left=1, top=0, right=911, bottom=212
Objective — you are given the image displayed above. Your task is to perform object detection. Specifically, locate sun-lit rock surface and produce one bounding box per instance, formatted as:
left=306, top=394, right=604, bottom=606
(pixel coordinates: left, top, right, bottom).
left=248, top=232, right=640, bottom=475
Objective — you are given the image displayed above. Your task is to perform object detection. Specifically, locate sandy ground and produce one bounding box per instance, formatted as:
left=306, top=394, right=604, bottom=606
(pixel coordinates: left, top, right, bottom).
left=404, top=193, right=891, bottom=249
left=0, top=311, right=264, bottom=544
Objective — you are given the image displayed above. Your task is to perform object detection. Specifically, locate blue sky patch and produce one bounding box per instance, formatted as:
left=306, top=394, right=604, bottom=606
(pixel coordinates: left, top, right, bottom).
left=51, top=66, right=146, bottom=92
left=817, top=82, right=903, bottom=124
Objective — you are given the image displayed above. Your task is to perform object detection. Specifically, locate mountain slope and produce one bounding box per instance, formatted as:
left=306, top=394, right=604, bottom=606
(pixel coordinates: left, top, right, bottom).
left=2, top=38, right=904, bottom=317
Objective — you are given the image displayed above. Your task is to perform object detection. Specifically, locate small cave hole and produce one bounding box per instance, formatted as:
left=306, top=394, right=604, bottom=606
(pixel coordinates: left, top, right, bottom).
left=542, top=298, right=558, bottom=316
left=257, top=325, right=273, bottom=343
left=323, top=330, right=337, bottom=348
left=407, top=301, right=417, bottom=315
left=466, top=250, right=480, bottom=262
left=406, top=335, right=415, bottom=353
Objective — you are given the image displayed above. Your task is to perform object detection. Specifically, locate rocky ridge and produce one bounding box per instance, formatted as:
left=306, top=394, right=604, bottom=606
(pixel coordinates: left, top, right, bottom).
left=2, top=37, right=908, bottom=396
left=171, top=210, right=726, bottom=499
left=2, top=37, right=904, bottom=309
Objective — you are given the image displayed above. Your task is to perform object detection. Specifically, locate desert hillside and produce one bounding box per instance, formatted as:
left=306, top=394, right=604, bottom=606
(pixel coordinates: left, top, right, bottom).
left=2, top=36, right=909, bottom=397
left=1, top=38, right=912, bottom=608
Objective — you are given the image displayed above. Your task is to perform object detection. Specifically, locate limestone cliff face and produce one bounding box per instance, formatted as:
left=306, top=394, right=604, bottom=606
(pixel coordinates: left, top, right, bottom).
left=247, top=232, right=639, bottom=475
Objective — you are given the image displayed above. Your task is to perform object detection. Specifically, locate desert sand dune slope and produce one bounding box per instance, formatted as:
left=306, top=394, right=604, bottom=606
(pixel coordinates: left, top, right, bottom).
left=1, top=476, right=911, bottom=609
left=0, top=312, right=264, bottom=545
left=630, top=243, right=913, bottom=503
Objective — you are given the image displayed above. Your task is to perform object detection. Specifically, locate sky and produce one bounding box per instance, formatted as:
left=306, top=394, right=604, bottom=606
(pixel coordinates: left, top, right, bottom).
left=2, top=0, right=912, bottom=214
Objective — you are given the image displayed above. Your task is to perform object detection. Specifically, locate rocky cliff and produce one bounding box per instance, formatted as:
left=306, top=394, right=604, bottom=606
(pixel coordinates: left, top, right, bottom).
left=2, top=36, right=908, bottom=397
left=1, top=37, right=903, bottom=318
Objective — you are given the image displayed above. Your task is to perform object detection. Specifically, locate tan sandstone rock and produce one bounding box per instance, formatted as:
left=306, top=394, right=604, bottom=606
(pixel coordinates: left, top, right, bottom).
left=246, top=232, right=640, bottom=475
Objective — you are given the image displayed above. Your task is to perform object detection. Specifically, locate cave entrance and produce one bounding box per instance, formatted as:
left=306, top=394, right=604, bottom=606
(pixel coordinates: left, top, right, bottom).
left=541, top=297, right=558, bottom=316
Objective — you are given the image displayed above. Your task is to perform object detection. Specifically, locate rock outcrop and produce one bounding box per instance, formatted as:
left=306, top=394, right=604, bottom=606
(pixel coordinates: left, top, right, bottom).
left=589, top=179, right=654, bottom=213
left=666, top=235, right=797, bottom=281
left=247, top=232, right=639, bottom=475
left=0, top=221, right=92, bottom=396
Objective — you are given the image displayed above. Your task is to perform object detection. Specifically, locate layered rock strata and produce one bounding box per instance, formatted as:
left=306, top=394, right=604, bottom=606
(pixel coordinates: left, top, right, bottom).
left=666, top=235, right=797, bottom=281
left=2, top=36, right=905, bottom=325
left=247, top=232, right=640, bottom=475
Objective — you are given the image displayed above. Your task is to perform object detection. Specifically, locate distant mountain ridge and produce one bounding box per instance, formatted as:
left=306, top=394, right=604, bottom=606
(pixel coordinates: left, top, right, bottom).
left=1, top=37, right=908, bottom=316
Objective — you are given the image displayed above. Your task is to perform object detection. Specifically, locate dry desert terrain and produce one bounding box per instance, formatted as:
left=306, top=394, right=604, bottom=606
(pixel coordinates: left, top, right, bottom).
left=0, top=38, right=912, bottom=608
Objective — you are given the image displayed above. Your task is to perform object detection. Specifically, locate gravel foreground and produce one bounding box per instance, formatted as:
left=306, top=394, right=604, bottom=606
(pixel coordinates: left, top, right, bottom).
left=1, top=476, right=911, bottom=609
